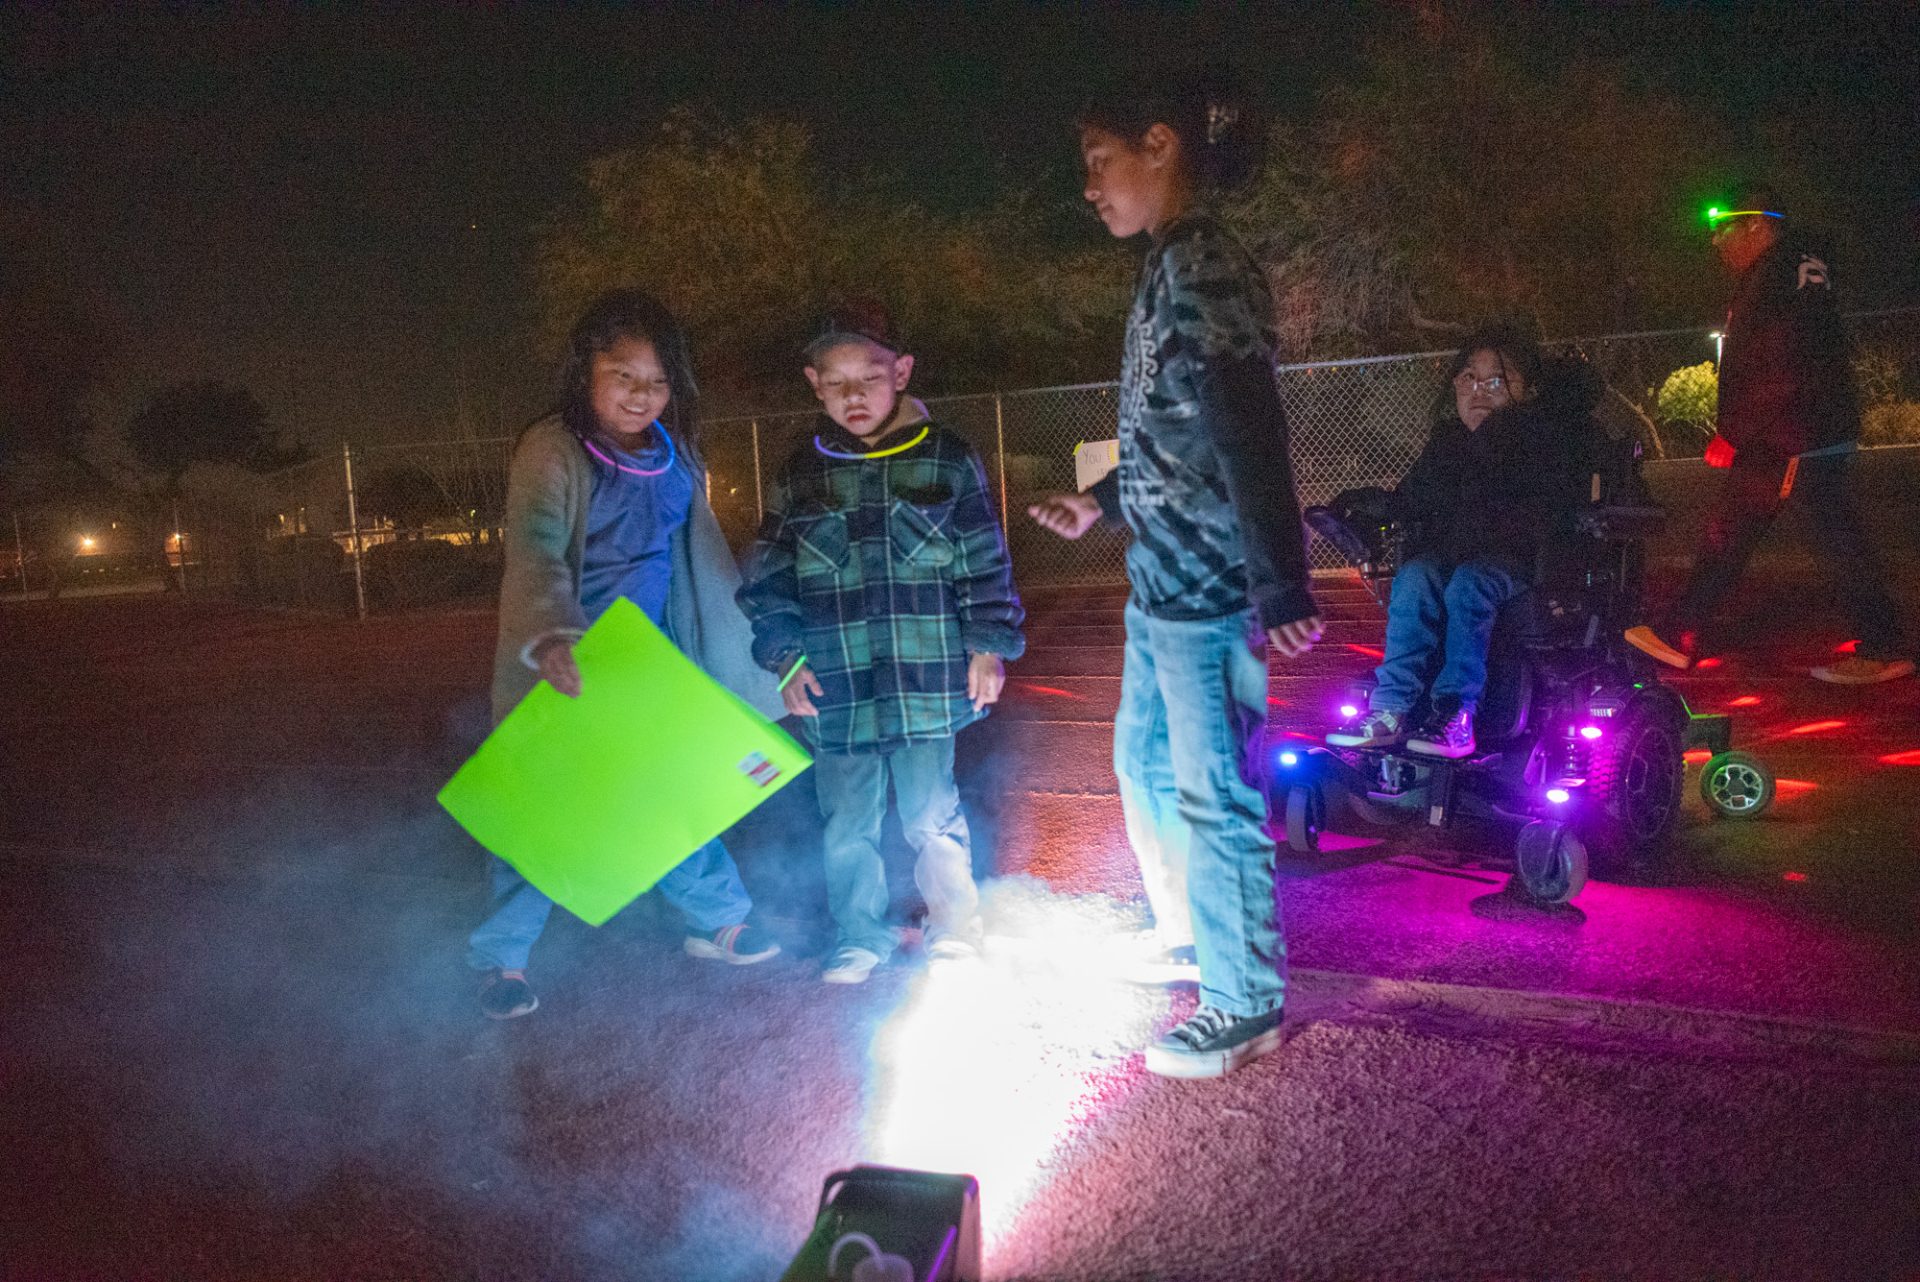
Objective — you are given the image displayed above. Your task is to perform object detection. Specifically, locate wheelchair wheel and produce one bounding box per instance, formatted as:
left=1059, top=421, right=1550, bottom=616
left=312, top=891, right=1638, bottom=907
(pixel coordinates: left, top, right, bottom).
left=1699, top=751, right=1775, bottom=819
left=1284, top=784, right=1325, bottom=854
left=1514, top=819, right=1588, bottom=905
left=1578, top=700, right=1686, bottom=868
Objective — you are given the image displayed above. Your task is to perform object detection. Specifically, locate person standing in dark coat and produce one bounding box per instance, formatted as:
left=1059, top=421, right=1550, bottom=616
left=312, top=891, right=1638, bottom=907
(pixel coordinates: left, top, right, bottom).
left=1625, top=182, right=1913, bottom=684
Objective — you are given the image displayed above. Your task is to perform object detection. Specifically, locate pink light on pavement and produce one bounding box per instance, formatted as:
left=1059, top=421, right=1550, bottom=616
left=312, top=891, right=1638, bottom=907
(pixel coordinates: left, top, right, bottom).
left=1788, top=720, right=1846, bottom=736
left=1728, top=695, right=1761, bottom=708
left=1695, top=657, right=1724, bottom=669
left=1879, top=749, right=1920, bottom=766
left=1346, top=644, right=1385, bottom=660
left=1013, top=683, right=1081, bottom=700
left=1835, top=639, right=1859, bottom=654
left=1782, top=871, right=1809, bottom=883
left=1683, top=749, right=1712, bottom=764
left=1774, top=779, right=1818, bottom=796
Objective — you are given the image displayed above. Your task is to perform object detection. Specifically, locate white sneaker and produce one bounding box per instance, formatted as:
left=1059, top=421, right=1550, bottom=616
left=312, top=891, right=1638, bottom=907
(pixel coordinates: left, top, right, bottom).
left=1116, top=932, right=1201, bottom=985
left=926, top=934, right=982, bottom=963
left=1810, top=656, right=1915, bottom=685
left=821, top=947, right=882, bottom=985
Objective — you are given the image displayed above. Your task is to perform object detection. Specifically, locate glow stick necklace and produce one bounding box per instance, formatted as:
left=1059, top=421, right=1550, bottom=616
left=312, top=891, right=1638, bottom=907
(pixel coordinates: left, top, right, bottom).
left=813, top=424, right=930, bottom=461
left=582, top=423, right=676, bottom=477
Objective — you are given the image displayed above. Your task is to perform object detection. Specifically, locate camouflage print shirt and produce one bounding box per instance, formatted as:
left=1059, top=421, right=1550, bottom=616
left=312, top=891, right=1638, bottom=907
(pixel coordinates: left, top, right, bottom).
left=737, top=418, right=1025, bottom=756
left=1090, top=212, right=1316, bottom=631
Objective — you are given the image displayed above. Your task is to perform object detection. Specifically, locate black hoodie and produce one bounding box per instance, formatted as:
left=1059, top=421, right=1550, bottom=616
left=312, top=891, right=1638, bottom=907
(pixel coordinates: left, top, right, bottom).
left=1393, top=359, right=1601, bottom=569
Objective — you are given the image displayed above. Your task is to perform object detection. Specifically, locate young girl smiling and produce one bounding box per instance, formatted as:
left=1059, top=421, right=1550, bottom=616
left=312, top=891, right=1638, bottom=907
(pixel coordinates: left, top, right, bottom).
left=468, top=289, right=784, bottom=1018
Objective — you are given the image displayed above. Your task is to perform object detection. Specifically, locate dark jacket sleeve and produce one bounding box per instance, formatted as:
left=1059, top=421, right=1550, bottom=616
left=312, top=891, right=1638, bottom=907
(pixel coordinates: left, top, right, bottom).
left=1188, top=353, right=1318, bottom=628
left=1161, top=230, right=1317, bottom=629
left=1088, top=466, right=1122, bottom=521
left=1392, top=431, right=1447, bottom=533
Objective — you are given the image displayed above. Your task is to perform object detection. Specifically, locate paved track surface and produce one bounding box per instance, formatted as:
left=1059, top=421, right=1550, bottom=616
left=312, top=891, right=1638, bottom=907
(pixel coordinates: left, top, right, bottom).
left=2, top=555, right=1917, bottom=1279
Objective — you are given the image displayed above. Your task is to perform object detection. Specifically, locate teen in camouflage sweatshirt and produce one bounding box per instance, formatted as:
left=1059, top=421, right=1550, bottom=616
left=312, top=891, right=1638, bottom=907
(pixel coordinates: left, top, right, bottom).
left=1031, top=76, right=1321, bottom=1079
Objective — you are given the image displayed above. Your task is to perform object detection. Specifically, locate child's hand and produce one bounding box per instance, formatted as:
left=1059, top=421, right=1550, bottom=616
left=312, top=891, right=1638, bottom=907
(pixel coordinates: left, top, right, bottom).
left=1268, top=616, right=1324, bottom=660
left=1027, top=492, right=1102, bottom=540
left=1703, top=434, right=1736, bottom=469
left=782, top=662, right=824, bottom=718
left=967, top=652, right=1006, bottom=711
left=534, top=637, right=582, bottom=698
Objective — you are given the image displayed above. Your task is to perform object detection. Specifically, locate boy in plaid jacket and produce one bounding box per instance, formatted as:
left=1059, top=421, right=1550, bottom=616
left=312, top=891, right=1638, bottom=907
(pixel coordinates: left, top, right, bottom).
left=738, top=301, right=1025, bottom=984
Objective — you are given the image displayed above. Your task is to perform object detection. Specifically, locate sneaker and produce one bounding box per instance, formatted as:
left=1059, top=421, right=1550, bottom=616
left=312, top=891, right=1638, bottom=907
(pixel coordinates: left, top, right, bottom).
left=1623, top=624, right=1692, bottom=670
left=1810, top=656, right=1915, bottom=685
left=684, top=923, right=781, bottom=965
left=925, top=933, right=982, bottom=963
left=479, top=969, right=538, bottom=1020
left=1408, top=707, right=1475, bottom=758
left=1143, top=1004, right=1284, bottom=1079
left=821, top=946, right=883, bottom=985
left=1121, top=939, right=1201, bottom=986
left=1326, top=707, right=1408, bottom=748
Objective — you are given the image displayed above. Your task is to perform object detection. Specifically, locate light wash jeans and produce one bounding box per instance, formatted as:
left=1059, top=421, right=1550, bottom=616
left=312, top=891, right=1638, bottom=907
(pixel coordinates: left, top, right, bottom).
left=466, top=838, right=753, bottom=973
left=811, top=735, right=980, bottom=960
left=1114, top=599, right=1283, bottom=1017
left=1371, top=554, right=1528, bottom=716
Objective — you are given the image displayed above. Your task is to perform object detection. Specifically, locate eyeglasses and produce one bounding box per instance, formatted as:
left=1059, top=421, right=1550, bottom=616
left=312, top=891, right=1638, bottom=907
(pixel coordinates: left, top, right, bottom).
left=1453, top=372, right=1508, bottom=395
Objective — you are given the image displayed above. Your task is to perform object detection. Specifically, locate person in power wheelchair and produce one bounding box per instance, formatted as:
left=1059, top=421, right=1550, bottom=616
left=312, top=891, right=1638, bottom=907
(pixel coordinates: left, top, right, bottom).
left=1327, top=322, right=1593, bottom=759
left=1297, top=323, right=1774, bottom=901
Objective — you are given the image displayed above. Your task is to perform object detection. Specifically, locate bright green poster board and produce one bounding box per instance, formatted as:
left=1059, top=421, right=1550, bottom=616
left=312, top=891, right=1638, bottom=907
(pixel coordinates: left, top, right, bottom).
left=438, top=598, right=811, bottom=926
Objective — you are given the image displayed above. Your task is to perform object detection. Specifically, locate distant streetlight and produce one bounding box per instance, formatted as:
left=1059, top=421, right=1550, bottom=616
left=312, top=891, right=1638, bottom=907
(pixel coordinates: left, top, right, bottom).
left=78, top=535, right=97, bottom=553
left=1709, top=330, right=1724, bottom=366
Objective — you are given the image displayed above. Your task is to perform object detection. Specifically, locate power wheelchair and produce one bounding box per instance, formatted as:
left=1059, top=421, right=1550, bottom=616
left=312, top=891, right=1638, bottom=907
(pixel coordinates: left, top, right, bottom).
left=1277, top=436, right=1776, bottom=905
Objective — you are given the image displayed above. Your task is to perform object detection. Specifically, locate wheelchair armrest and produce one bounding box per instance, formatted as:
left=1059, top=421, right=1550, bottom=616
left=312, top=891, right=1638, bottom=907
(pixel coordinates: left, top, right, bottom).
left=1576, top=504, right=1666, bottom=541
left=1305, top=506, right=1387, bottom=567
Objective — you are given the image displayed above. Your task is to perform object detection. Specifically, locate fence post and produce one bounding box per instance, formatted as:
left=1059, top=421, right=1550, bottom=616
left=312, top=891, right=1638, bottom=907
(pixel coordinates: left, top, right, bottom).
left=11, top=512, right=26, bottom=595
left=170, top=498, right=188, bottom=595
left=750, top=419, right=765, bottom=522
left=992, top=392, right=1010, bottom=540
left=341, top=441, right=368, bottom=619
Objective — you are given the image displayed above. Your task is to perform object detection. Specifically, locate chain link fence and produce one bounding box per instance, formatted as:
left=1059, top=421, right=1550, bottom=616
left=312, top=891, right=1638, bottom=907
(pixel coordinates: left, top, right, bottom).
left=30, top=309, right=1906, bottom=613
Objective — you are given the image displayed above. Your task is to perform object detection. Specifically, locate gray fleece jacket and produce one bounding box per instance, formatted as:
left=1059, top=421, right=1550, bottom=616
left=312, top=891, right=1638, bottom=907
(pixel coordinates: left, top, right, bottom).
left=490, top=415, right=784, bottom=725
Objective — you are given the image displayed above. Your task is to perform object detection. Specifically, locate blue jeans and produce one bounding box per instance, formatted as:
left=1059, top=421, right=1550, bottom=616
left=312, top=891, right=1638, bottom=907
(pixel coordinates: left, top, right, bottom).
left=466, top=838, right=753, bottom=973
left=811, top=736, right=979, bottom=960
left=1114, top=599, right=1283, bottom=1018
left=1372, top=554, right=1528, bottom=715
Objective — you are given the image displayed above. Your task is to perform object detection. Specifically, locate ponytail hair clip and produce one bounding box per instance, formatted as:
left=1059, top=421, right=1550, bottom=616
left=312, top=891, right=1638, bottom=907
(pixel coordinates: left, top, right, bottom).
left=1205, top=102, right=1240, bottom=145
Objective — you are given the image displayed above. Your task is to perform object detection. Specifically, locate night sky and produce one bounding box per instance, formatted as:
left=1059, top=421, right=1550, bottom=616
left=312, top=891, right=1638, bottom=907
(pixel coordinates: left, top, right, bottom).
left=4, top=2, right=1914, bottom=450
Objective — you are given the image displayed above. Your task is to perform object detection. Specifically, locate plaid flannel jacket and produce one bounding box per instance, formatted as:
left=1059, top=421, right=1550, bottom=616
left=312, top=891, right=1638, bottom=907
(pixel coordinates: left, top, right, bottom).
left=737, top=419, right=1025, bottom=755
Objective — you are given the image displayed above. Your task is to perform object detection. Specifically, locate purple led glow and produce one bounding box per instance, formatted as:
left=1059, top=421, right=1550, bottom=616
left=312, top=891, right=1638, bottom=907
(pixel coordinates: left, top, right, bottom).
left=1280, top=752, right=1300, bottom=768
left=1579, top=726, right=1603, bottom=741
left=1340, top=704, right=1360, bottom=720
left=1545, top=788, right=1571, bottom=805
